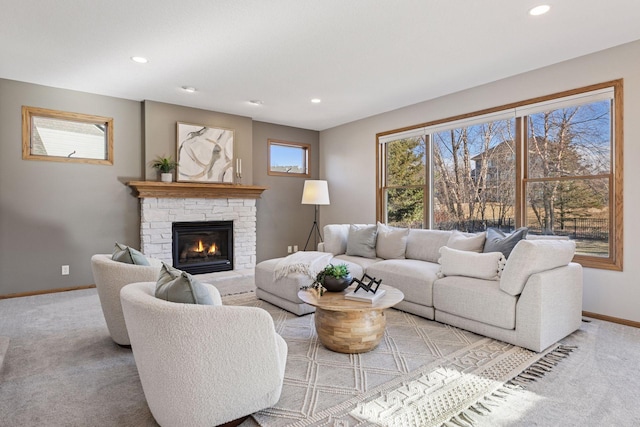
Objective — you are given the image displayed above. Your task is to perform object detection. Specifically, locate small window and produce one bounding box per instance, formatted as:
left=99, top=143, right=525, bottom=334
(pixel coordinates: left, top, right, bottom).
left=268, top=139, right=310, bottom=177
left=22, top=106, right=113, bottom=165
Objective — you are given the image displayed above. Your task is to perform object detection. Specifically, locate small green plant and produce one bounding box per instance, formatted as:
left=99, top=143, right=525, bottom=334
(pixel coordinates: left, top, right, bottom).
left=150, top=155, right=179, bottom=173
left=301, top=263, right=350, bottom=296
left=316, top=263, right=350, bottom=281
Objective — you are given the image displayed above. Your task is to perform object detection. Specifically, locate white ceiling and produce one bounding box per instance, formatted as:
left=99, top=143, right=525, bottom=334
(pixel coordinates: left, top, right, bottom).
left=2, top=1, right=640, bottom=131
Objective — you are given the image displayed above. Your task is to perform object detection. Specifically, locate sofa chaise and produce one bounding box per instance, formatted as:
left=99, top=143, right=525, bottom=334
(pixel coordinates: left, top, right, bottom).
left=255, top=224, right=583, bottom=352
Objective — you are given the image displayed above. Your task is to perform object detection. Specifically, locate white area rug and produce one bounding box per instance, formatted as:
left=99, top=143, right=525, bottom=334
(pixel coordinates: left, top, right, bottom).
left=224, top=293, right=573, bottom=427
left=0, top=288, right=572, bottom=427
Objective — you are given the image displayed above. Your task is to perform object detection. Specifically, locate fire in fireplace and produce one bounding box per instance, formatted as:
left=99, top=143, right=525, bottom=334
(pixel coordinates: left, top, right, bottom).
left=172, top=221, right=233, bottom=274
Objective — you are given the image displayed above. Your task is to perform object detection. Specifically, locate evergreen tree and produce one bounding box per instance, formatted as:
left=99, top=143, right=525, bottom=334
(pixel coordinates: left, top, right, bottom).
left=386, top=137, right=425, bottom=227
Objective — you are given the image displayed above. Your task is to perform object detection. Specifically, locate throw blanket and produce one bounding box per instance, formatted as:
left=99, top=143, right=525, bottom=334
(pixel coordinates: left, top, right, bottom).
left=273, top=251, right=334, bottom=281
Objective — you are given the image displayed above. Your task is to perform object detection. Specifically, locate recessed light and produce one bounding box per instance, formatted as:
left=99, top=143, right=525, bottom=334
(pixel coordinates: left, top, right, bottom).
left=311, top=98, right=322, bottom=104
left=181, top=86, right=197, bottom=93
left=248, top=100, right=264, bottom=105
left=529, top=5, right=551, bottom=16
left=131, top=56, right=148, bottom=64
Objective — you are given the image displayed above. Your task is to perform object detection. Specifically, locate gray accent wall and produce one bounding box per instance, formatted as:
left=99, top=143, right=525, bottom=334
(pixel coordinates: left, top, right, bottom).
left=0, top=82, right=315, bottom=296
left=0, top=78, right=143, bottom=295
left=142, top=101, right=254, bottom=183
left=253, top=121, right=319, bottom=262
left=319, top=39, right=640, bottom=323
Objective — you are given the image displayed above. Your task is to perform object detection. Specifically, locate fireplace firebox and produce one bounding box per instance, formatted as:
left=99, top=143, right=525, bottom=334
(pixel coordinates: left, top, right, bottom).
left=172, top=221, right=233, bottom=274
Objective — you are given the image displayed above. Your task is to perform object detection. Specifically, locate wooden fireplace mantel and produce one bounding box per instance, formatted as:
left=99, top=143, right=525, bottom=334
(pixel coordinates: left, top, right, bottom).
left=127, top=181, right=268, bottom=199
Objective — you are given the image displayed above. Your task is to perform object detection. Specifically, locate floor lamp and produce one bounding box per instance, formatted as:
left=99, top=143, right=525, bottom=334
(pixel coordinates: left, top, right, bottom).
left=301, top=180, right=330, bottom=251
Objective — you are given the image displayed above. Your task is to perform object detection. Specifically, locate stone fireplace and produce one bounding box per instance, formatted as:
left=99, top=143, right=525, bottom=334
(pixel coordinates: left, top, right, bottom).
left=128, top=181, right=267, bottom=273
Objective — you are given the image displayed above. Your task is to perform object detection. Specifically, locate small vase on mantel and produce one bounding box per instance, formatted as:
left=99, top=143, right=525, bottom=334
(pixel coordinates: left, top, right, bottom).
left=150, top=155, right=178, bottom=184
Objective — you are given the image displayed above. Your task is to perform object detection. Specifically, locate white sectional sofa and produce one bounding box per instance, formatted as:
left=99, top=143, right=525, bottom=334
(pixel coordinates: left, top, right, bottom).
left=255, top=224, right=583, bottom=352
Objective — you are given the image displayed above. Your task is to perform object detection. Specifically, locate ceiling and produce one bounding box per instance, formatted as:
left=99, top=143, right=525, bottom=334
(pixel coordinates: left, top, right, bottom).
left=2, top=1, right=640, bottom=131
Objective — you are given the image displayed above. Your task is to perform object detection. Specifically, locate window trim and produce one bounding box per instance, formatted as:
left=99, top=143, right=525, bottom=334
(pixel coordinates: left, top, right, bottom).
left=22, top=106, right=114, bottom=165
left=267, top=139, right=311, bottom=178
left=377, top=80, right=623, bottom=271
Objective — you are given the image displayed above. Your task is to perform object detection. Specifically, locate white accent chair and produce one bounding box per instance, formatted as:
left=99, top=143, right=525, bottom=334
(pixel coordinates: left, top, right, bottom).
left=120, top=281, right=288, bottom=427
left=90, top=254, right=162, bottom=345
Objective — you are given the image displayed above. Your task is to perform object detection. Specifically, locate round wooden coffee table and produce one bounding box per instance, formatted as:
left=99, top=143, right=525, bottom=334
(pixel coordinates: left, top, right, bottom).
left=298, top=284, right=404, bottom=354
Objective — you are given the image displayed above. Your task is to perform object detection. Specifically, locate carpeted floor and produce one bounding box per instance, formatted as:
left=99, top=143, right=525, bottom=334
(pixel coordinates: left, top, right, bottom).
left=0, top=282, right=639, bottom=426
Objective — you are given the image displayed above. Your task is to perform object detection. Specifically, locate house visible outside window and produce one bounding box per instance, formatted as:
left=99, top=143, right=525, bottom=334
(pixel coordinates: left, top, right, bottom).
left=377, top=81, right=623, bottom=270
left=268, top=139, right=311, bottom=178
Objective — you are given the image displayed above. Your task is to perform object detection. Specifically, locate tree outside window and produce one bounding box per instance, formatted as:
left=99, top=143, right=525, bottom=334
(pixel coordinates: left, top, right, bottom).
left=377, top=81, right=622, bottom=270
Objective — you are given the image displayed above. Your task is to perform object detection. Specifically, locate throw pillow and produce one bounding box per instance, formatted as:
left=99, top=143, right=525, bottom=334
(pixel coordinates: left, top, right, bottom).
left=112, top=242, right=150, bottom=265
left=446, top=230, right=486, bottom=252
left=322, top=224, right=351, bottom=255
left=437, top=246, right=506, bottom=280
left=346, top=224, right=378, bottom=258
left=155, top=262, right=214, bottom=305
left=375, top=222, right=409, bottom=259
left=483, top=227, right=529, bottom=259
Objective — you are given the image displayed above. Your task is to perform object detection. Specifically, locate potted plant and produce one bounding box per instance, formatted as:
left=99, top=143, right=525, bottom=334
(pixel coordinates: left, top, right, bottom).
left=151, top=155, right=178, bottom=182
left=306, top=263, right=352, bottom=294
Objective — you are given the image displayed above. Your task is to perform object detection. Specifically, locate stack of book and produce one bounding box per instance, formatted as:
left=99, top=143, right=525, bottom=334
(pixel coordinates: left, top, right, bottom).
left=344, top=289, right=386, bottom=303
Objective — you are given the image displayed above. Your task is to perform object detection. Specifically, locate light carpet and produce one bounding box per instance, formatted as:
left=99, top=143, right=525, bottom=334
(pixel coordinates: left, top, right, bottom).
left=225, top=293, right=572, bottom=427
left=0, top=287, right=574, bottom=427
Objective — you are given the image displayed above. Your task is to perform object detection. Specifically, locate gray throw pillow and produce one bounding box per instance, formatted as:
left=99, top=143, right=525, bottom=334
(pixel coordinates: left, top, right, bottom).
left=155, top=263, right=214, bottom=305
left=483, top=227, right=528, bottom=259
left=376, top=222, right=409, bottom=259
left=112, top=242, right=150, bottom=265
left=346, top=224, right=378, bottom=258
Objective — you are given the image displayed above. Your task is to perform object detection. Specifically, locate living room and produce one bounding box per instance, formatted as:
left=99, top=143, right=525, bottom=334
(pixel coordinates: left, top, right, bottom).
left=1, top=1, right=640, bottom=426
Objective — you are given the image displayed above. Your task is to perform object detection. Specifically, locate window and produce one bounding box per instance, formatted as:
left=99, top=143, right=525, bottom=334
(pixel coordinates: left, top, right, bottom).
left=268, top=139, right=310, bottom=177
left=22, top=106, right=113, bottom=165
left=432, top=118, right=516, bottom=232
left=382, top=134, right=426, bottom=228
left=377, top=81, right=623, bottom=270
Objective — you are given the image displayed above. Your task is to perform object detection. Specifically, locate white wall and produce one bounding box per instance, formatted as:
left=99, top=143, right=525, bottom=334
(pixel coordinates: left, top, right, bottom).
left=319, top=39, right=640, bottom=323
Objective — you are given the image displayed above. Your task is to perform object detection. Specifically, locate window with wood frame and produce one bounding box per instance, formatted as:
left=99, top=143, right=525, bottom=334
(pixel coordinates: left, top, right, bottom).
left=377, top=80, right=623, bottom=270
left=267, top=139, right=311, bottom=178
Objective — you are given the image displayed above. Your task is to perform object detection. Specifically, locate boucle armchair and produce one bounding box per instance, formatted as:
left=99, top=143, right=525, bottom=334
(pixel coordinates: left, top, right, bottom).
left=90, top=254, right=162, bottom=345
left=120, top=281, right=288, bottom=427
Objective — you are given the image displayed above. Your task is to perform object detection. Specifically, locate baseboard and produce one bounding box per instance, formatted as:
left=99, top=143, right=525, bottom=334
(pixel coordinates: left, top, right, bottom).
left=583, top=310, right=640, bottom=329
left=0, top=285, right=96, bottom=300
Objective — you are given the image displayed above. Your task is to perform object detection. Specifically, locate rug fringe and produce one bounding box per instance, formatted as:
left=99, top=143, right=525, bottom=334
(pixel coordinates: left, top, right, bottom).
left=441, top=344, right=575, bottom=427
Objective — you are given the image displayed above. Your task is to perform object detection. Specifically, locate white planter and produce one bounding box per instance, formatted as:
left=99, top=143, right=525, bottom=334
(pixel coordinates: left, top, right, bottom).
left=160, top=173, right=173, bottom=183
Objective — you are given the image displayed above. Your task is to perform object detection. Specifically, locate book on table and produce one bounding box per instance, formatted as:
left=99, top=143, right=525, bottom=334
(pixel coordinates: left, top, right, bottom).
left=344, top=289, right=386, bottom=303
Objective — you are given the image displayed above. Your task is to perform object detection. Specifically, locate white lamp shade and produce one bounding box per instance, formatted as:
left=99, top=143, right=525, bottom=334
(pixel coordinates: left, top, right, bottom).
left=301, top=180, right=330, bottom=205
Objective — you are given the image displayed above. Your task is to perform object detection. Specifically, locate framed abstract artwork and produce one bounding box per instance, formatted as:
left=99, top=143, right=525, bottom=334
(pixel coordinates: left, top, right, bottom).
left=176, top=122, right=234, bottom=183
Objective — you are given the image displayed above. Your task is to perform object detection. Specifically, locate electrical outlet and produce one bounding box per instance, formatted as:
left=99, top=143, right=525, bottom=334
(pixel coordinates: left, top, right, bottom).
left=61, top=265, right=70, bottom=275
left=287, top=246, right=293, bottom=254
left=293, top=245, right=299, bottom=252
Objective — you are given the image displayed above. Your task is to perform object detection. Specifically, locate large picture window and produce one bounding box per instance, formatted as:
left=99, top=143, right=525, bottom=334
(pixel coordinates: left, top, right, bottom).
left=377, top=81, right=623, bottom=270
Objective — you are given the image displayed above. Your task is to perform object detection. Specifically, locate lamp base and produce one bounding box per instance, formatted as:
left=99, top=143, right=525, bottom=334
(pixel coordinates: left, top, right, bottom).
left=303, top=220, right=323, bottom=251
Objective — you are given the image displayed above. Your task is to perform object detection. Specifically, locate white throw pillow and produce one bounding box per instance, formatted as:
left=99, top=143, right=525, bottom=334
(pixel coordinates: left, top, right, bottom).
left=437, top=246, right=505, bottom=280
left=446, top=230, right=486, bottom=252
left=346, top=224, right=378, bottom=258
left=323, top=224, right=350, bottom=255
left=375, top=222, right=409, bottom=259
